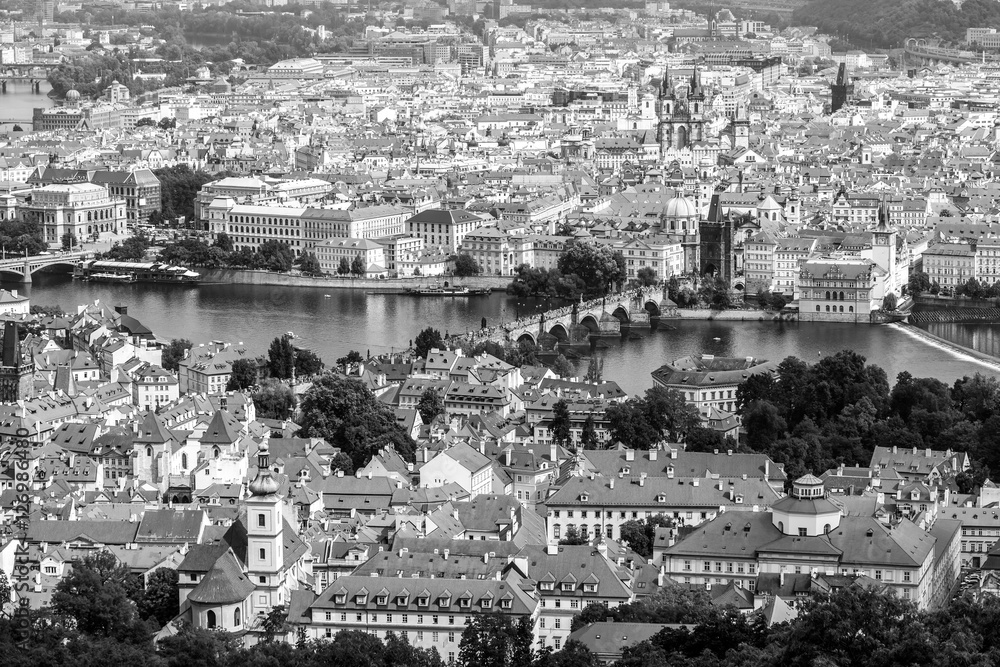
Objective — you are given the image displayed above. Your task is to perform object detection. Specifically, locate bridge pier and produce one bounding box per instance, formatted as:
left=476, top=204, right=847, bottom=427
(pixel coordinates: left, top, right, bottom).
left=628, top=309, right=650, bottom=327
left=1, top=81, right=5, bottom=93
left=20, top=260, right=31, bottom=283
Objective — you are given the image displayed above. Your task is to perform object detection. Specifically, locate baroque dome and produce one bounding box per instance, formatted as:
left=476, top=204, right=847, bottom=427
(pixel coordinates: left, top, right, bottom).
left=663, top=195, right=697, bottom=219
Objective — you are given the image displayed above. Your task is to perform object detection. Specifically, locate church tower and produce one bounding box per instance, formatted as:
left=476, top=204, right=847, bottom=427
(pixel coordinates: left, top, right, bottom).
left=730, top=104, right=750, bottom=150
left=0, top=322, right=33, bottom=403
left=246, top=441, right=284, bottom=617
left=657, top=65, right=708, bottom=156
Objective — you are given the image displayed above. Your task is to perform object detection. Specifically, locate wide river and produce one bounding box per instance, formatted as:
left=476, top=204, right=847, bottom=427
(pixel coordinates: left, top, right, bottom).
left=0, top=82, right=54, bottom=130
left=7, top=275, right=999, bottom=395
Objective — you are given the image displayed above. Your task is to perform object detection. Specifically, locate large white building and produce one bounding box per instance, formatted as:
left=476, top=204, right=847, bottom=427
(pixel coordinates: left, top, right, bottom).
left=21, top=183, right=126, bottom=246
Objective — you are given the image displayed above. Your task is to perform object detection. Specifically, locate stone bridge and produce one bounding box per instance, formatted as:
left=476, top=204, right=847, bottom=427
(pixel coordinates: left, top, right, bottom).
left=903, top=41, right=979, bottom=66
left=453, top=286, right=676, bottom=350
left=0, top=251, right=94, bottom=283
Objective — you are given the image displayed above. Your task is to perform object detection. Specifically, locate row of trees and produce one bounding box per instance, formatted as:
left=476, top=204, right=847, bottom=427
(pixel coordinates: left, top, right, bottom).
left=157, top=235, right=302, bottom=273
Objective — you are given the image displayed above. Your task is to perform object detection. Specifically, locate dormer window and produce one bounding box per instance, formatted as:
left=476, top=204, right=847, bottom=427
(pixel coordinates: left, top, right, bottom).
left=561, top=582, right=574, bottom=592
left=356, top=594, right=368, bottom=605
left=418, top=596, right=429, bottom=606
left=579, top=494, right=589, bottom=502
left=621, top=466, right=630, bottom=475
left=396, top=595, right=409, bottom=605
left=656, top=494, right=666, bottom=503
left=335, top=594, right=347, bottom=604
left=583, top=584, right=597, bottom=593
left=459, top=597, right=471, bottom=608
left=438, top=595, right=451, bottom=607
left=500, top=599, right=512, bottom=609
left=481, top=598, right=493, bottom=608
left=540, top=582, right=555, bottom=591
left=377, top=595, right=388, bottom=605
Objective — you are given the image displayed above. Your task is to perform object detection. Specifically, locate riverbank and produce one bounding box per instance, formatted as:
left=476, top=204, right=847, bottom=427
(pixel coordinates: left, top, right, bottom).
left=199, top=269, right=512, bottom=291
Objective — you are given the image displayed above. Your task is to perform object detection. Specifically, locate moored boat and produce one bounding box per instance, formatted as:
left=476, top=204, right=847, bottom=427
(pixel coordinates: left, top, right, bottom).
left=73, top=260, right=200, bottom=285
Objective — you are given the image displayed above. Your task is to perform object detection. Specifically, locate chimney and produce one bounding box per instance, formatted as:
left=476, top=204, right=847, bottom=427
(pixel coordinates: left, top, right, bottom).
left=727, top=449, right=732, bottom=456
left=667, top=466, right=674, bottom=479
left=692, top=479, right=699, bottom=487
left=670, top=448, right=677, bottom=459
left=609, top=478, right=615, bottom=489
left=649, top=449, right=657, bottom=461
left=716, top=480, right=724, bottom=491
left=547, top=544, right=559, bottom=555
left=505, top=448, right=512, bottom=466
left=367, top=470, right=373, bottom=480
left=625, top=449, right=635, bottom=462
left=779, top=570, right=785, bottom=587
left=550, top=443, right=558, bottom=464
left=892, top=445, right=897, bottom=454
left=925, top=448, right=932, bottom=458
left=765, top=460, right=770, bottom=478
left=443, top=549, right=449, bottom=560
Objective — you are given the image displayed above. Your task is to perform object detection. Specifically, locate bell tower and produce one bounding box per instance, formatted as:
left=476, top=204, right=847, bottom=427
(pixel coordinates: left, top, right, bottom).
left=246, top=441, right=284, bottom=617
left=0, top=322, right=32, bottom=403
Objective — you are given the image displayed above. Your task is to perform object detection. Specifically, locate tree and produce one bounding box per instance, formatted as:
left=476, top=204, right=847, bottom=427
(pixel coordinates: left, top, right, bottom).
left=330, top=451, right=355, bottom=475
left=417, top=388, right=443, bottom=424
left=619, top=515, right=674, bottom=559
left=557, top=241, right=626, bottom=296
left=551, top=399, right=572, bottom=446
left=161, top=338, right=192, bottom=372
left=882, top=292, right=898, bottom=311
left=743, top=400, right=788, bottom=450
left=584, top=356, right=603, bottom=384
left=253, top=379, right=297, bottom=420
left=908, top=271, right=931, bottom=296
left=257, top=240, right=295, bottom=272
left=414, top=327, right=444, bottom=358
left=636, top=266, right=657, bottom=287
left=51, top=550, right=140, bottom=637
left=227, top=358, right=258, bottom=390
left=459, top=613, right=534, bottom=667
left=267, top=335, right=296, bottom=379
left=298, top=373, right=417, bottom=467
left=552, top=354, right=575, bottom=379
left=337, top=350, right=364, bottom=367
left=559, top=525, right=589, bottom=545
left=337, top=257, right=350, bottom=275
left=136, top=117, right=156, bottom=127
left=61, top=231, right=77, bottom=251
left=137, top=567, right=178, bottom=626
left=294, top=348, right=324, bottom=377
left=213, top=232, right=234, bottom=252
left=298, top=252, right=321, bottom=276
left=350, top=254, right=366, bottom=277
left=454, top=253, right=481, bottom=277
left=157, top=624, right=241, bottom=667
left=158, top=117, right=177, bottom=130
left=581, top=415, right=598, bottom=448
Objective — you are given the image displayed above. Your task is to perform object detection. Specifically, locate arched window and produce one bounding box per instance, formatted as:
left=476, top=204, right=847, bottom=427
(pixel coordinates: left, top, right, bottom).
left=778, top=521, right=784, bottom=533
left=553, top=524, right=561, bottom=539
left=181, top=453, right=188, bottom=469
left=849, top=306, right=854, bottom=313
left=816, top=305, right=820, bottom=312
left=840, top=291, right=845, bottom=300
left=825, top=291, right=831, bottom=300
left=234, top=608, right=241, bottom=626
left=825, top=305, right=830, bottom=312
left=207, top=610, right=216, bottom=629
left=146, top=446, right=152, bottom=457
left=824, top=524, right=831, bottom=534
left=213, top=447, right=220, bottom=459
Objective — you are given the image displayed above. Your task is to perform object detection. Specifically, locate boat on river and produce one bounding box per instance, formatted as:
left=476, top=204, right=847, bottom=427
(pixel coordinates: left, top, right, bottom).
left=403, top=286, right=492, bottom=297
left=73, top=260, right=200, bottom=285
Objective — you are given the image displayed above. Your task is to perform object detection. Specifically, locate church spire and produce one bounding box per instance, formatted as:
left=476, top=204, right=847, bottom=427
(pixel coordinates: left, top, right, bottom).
left=660, top=65, right=671, bottom=100
left=249, top=441, right=280, bottom=497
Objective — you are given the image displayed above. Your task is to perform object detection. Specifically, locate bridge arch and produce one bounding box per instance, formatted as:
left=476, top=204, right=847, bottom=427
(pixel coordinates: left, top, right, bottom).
left=0, top=268, right=24, bottom=280
left=548, top=323, right=570, bottom=341
left=580, top=314, right=601, bottom=333
left=644, top=300, right=661, bottom=317
left=28, top=260, right=78, bottom=277
left=515, top=331, right=537, bottom=346
left=611, top=305, right=630, bottom=324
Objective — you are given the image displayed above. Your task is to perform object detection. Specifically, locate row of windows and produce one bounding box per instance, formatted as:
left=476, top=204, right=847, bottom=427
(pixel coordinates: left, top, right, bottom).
left=815, top=305, right=855, bottom=313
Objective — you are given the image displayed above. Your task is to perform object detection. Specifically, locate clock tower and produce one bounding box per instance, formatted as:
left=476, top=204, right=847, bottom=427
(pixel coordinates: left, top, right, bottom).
left=246, top=441, right=284, bottom=618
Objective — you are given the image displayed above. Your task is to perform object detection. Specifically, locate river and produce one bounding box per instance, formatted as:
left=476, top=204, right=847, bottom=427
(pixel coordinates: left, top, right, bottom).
left=0, top=81, right=54, bottom=130
left=6, top=275, right=999, bottom=395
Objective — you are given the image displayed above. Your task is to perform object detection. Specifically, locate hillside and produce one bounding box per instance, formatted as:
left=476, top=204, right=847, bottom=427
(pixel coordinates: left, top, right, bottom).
left=792, top=0, right=1000, bottom=49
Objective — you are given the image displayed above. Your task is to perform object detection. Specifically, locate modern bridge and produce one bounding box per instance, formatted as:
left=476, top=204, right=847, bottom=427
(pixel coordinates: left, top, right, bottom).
left=0, top=251, right=94, bottom=283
